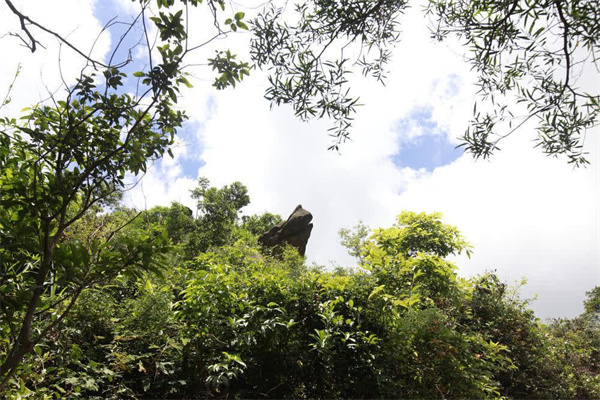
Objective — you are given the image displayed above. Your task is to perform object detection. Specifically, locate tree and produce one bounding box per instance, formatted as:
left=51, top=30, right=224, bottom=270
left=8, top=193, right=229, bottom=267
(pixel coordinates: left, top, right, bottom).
left=241, top=212, right=283, bottom=237
left=0, top=0, right=250, bottom=387
left=339, top=221, right=371, bottom=262
left=187, top=178, right=250, bottom=255
left=428, top=0, right=599, bottom=165
left=360, top=211, right=471, bottom=307
left=175, top=211, right=518, bottom=398
left=547, top=287, right=600, bottom=398
left=0, top=75, right=172, bottom=386
left=250, top=0, right=599, bottom=164
left=2, top=202, right=598, bottom=398
left=144, top=202, right=195, bottom=245
left=584, top=286, right=600, bottom=318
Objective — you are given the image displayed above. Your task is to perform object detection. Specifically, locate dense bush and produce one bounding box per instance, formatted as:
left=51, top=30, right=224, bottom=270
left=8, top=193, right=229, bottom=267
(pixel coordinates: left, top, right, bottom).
left=1, top=194, right=598, bottom=398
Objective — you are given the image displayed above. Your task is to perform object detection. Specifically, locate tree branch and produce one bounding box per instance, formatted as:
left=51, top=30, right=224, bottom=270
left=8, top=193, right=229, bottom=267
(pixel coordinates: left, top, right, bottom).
left=3, top=0, right=123, bottom=69
left=3, top=0, right=39, bottom=52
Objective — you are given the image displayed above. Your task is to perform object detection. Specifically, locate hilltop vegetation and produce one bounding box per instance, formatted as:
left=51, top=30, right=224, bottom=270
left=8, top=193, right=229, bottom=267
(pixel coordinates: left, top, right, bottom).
left=1, top=180, right=598, bottom=398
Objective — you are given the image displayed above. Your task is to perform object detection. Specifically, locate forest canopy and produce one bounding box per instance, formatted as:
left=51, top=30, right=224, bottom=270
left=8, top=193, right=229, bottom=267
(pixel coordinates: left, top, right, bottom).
left=1, top=182, right=599, bottom=398
left=1, top=0, right=597, bottom=162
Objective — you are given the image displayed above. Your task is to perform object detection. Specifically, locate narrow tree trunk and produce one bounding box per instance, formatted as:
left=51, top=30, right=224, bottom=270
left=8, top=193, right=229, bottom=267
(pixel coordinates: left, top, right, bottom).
left=0, top=229, right=53, bottom=389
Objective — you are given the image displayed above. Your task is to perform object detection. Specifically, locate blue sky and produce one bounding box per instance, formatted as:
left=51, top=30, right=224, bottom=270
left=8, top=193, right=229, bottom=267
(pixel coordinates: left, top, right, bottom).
left=93, top=2, right=147, bottom=87
left=175, top=119, right=207, bottom=178
left=392, top=107, right=462, bottom=171
left=93, top=2, right=207, bottom=180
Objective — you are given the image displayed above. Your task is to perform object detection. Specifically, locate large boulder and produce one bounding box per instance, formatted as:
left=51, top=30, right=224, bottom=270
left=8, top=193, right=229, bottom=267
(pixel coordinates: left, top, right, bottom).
left=258, top=205, right=313, bottom=256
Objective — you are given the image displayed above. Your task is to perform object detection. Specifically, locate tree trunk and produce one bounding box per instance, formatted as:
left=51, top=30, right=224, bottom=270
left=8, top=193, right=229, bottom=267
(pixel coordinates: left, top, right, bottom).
left=0, top=229, right=53, bottom=389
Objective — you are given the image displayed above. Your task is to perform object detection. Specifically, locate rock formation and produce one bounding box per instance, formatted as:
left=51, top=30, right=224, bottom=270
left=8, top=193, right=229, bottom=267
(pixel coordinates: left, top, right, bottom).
left=258, top=205, right=313, bottom=256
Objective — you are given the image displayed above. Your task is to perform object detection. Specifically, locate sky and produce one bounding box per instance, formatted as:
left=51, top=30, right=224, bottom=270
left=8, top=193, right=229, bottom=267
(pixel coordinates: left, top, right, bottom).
left=0, top=0, right=598, bottom=320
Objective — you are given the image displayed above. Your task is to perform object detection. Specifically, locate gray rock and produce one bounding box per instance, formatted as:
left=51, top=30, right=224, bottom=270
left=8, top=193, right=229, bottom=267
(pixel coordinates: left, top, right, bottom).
left=259, top=205, right=313, bottom=256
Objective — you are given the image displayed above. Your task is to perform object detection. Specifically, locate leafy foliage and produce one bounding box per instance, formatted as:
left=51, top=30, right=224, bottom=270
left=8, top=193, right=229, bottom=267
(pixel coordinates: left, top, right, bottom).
left=3, top=207, right=597, bottom=398
left=250, top=0, right=598, bottom=161
left=0, top=0, right=252, bottom=387
left=250, top=0, right=406, bottom=149
left=427, top=0, right=599, bottom=165
left=186, top=178, right=251, bottom=256
left=241, top=212, right=283, bottom=237
left=339, top=221, right=370, bottom=262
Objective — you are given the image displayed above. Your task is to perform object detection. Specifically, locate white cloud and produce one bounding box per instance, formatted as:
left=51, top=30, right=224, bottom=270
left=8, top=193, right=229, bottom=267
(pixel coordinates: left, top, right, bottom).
left=124, top=168, right=197, bottom=211
left=0, top=0, right=111, bottom=116
left=171, top=3, right=598, bottom=320
left=398, top=130, right=599, bottom=319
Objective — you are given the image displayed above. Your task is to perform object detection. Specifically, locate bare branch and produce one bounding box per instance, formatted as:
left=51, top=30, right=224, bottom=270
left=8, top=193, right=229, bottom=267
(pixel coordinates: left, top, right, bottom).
left=3, top=0, right=126, bottom=69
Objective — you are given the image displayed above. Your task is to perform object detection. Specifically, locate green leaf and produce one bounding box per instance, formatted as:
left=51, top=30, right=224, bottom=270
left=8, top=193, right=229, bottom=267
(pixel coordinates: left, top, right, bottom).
left=168, top=88, right=177, bottom=103
left=178, top=76, right=193, bottom=88
left=368, top=285, right=386, bottom=300
left=234, top=11, right=245, bottom=21
left=144, top=279, right=154, bottom=293
left=133, top=71, right=145, bottom=77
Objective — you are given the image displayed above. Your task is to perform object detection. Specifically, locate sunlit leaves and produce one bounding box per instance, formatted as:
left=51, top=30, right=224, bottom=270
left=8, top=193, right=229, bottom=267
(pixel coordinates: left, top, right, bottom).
left=249, top=0, right=597, bottom=162
left=428, top=0, right=599, bottom=165
left=150, top=10, right=186, bottom=41
left=225, top=11, right=248, bottom=31
left=250, top=1, right=407, bottom=149
left=208, top=50, right=250, bottom=89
